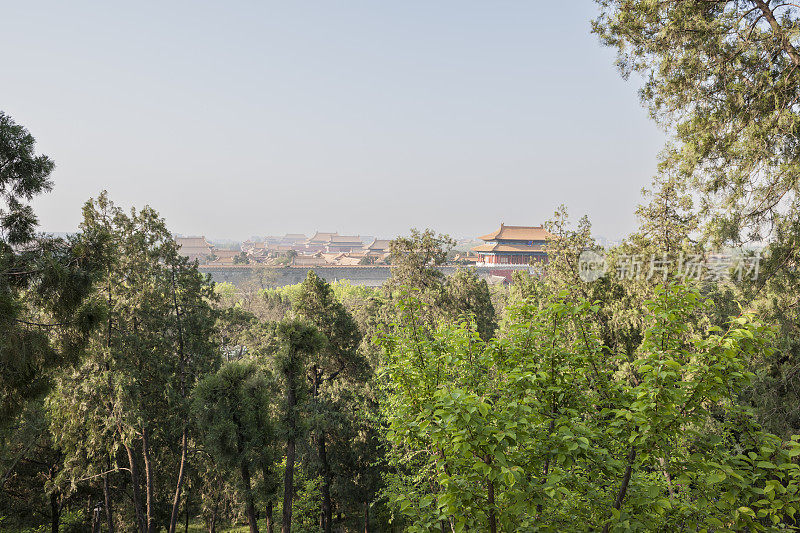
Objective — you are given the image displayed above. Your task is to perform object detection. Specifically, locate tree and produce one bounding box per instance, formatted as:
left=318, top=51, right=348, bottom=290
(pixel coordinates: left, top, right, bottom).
left=387, top=228, right=455, bottom=295
left=387, top=229, right=498, bottom=342
left=381, top=283, right=800, bottom=531
left=0, top=111, right=53, bottom=245
left=0, top=111, right=102, bottom=425
left=593, top=2, right=800, bottom=436
left=49, top=193, right=219, bottom=533
left=443, top=268, right=497, bottom=341
left=193, top=361, right=274, bottom=533
left=293, top=271, right=369, bottom=532
left=275, top=320, right=323, bottom=533
left=242, top=319, right=324, bottom=533
left=593, top=1, right=800, bottom=246
left=632, top=174, right=697, bottom=256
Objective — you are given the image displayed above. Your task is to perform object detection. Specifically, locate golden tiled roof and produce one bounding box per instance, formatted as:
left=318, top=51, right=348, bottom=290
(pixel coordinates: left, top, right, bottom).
left=365, top=239, right=391, bottom=251
left=176, top=236, right=212, bottom=248
left=328, top=235, right=362, bottom=244
left=472, top=242, right=546, bottom=253
left=478, top=224, right=554, bottom=242
left=308, top=232, right=339, bottom=243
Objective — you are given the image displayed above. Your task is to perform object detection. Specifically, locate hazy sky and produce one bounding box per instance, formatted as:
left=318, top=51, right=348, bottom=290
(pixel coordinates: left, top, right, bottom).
left=3, top=1, right=665, bottom=241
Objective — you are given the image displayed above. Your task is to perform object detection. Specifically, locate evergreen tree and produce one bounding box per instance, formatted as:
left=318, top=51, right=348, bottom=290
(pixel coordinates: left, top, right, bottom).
left=293, top=271, right=371, bottom=531
left=49, top=193, right=219, bottom=533
left=193, top=361, right=274, bottom=533
left=594, top=1, right=800, bottom=247
left=0, top=111, right=102, bottom=425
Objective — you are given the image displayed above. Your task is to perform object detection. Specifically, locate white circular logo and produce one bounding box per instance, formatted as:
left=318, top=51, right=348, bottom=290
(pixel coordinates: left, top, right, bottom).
left=578, top=250, right=607, bottom=282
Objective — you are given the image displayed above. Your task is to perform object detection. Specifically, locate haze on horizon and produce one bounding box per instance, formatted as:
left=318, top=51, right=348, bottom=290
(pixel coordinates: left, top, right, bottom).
left=2, top=1, right=664, bottom=242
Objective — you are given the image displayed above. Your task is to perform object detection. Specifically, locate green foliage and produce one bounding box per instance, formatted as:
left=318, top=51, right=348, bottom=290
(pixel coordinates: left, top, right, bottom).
left=294, top=271, right=365, bottom=381
left=45, top=193, right=220, bottom=532
left=444, top=268, right=496, bottom=341
left=594, top=1, right=800, bottom=439
left=293, top=271, right=380, bottom=529
left=386, top=229, right=497, bottom=347
left=0, top=111, right=54, bottom=244
left=192, top=359, right=275, bottom=532
left=0, top=112, right=103, bottom=425
left=387, top=228, right=455, bottom=294
left=380, top=283, right=800, bottom=531
left=594, top=1, right=800, bottom=245
left=193, top=361, right=273, bottom=472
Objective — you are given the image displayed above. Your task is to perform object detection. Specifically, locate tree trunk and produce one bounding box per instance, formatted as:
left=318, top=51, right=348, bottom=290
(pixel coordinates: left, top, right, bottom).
left=282, top=432, right=296, bottom=533
left=124, top=443, right=146, bottom=533
left=487, top=477, right=496, bottom=533
left=169, top=267, right=189, bottom=533
left=282, top=380, right=298, bottom=533
left=87, top=494, right=93, bottom=528
left=142, top=427, right=156, bottom=533
left=50, top=490, right=59, bottom=533
left=602, top=447, right=636, bottom=533
left=92, top=505, right=102, bottom=533
left=310, top=364, right=333, bottom=533
left=363, top=501, right=370, bottom=533
left=103, top=468, right=114, bottom=533
left=240, top=461, right=259, bottom=533
left=319, top=432, right=332, bottom=533
left=485, top=454, right=496, bottom=533
left=168, top=428, right=189, bottom=533
left=261, top=463, right=275, bottom=533
left=265, top=500, right=274, bottom=533
left=207, top=501, right=218, bottom=533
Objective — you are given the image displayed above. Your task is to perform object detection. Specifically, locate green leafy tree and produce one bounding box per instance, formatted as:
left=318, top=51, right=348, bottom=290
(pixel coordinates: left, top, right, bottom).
left=273, top=320, right=323, bottom=533
left=594, top=2, right=800, bottom=436
left=387, top=229, right=497, bottom=341
left=381, top=283, right=800, bottom=531
left=242, top=319, right=324, bottom=533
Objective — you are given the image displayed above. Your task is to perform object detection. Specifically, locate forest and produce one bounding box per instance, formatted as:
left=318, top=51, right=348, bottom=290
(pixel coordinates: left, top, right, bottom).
left=5, top=1, right=800, bottom=532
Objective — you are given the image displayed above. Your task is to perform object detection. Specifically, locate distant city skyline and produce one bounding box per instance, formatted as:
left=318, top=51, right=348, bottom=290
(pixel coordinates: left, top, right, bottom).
left=3, top=1, right=665, bottom=241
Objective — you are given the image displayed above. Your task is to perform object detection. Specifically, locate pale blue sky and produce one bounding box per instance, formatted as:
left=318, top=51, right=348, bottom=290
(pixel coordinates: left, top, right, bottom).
left=3, top=1, right=664, bottom=240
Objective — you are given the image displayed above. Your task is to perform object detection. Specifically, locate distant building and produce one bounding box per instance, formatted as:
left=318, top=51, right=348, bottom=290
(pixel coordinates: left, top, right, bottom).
left=472, top=224, right=552, bottom=265
left=304, top=232, right=365, bottom=253
left=363, top=238, right=391, bottom=255
left=326, top=235, right=363, bottom=253
left=306, top=232, right=339, bottom=252
left=208, top=249, right=243, bottom=265
left=281, top=233, right=307, bottom=246
left=452, top=252, right=480, bottom=264
left=337, top=255, right=364, bottom=266
left=242, top=240, right=267, bottom=255
left=176, top=236, right=214, bottom=263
